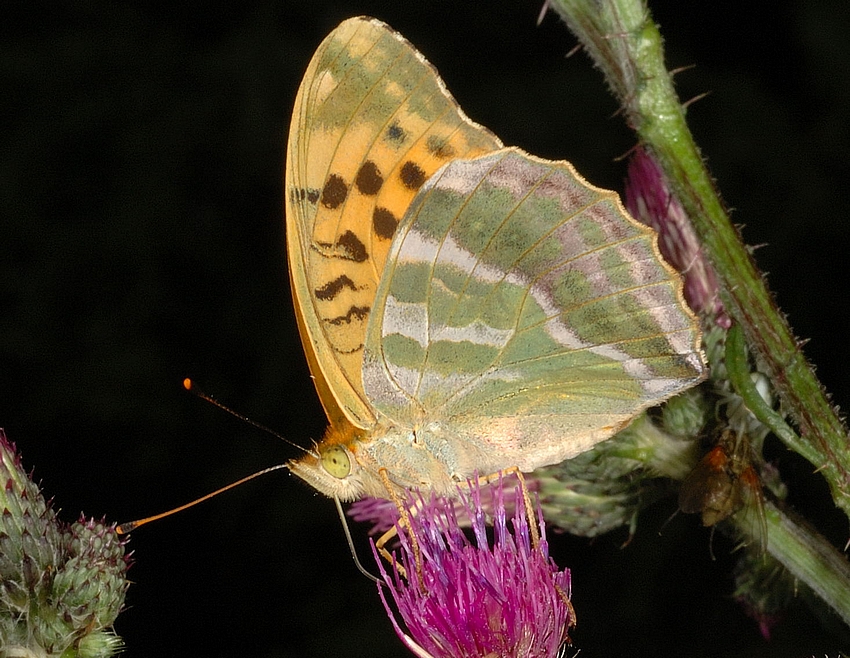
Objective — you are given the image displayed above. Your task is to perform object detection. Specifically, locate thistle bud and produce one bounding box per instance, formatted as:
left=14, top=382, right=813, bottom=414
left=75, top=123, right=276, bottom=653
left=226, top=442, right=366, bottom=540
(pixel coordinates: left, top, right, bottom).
left=53, top=517, right=129, bottom=635
left=0, top=429, right=129, bottom=658
left=533, top=411, right=702, bottom=537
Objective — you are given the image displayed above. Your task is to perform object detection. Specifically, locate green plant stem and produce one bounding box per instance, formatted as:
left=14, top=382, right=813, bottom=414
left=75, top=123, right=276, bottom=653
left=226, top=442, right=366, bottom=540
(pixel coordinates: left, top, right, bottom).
left=546, top=0, right=850, bottom=519
left=724, top=324, right=808, bottom=457
left=760, top=500, right=850, bottom=627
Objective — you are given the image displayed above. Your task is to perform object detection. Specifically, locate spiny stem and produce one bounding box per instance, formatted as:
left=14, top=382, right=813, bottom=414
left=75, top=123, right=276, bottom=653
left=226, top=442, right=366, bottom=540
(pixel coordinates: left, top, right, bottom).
left=724, top=325, right=808, bottom=458
left=546, top=0, right=850, bottom=520
left=761, top=500, right=850, bottom=627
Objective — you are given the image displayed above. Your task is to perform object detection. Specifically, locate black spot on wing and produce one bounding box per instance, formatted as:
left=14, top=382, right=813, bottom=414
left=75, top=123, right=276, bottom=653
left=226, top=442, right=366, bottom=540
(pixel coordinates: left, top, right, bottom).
left=386, top=122, right=407, bottom=144
left=355, top=161, right=383, bottom=195
left=326, top=305, right=370, bottom=326
left=315, top=275, right=359, bottom=301
left=321, top=174, right=348, bottom=209
left=373, top=207, right=399, bottom=240
left=314, top=230, right=368, bottom=263
left=336, top=342, right=365, bottom=355
left=426, top=135, right=456, bottom=159
left=400, top=161, right=426, bottom=190
left=291, top=188, right=320, bottom=205
left=336, top=230, right=368, bottom=262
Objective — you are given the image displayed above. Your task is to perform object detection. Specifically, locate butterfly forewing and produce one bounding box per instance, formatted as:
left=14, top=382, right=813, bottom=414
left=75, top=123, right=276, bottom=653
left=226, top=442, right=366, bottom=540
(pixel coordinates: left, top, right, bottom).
left=286, top=17, right=501, bottom=430
left=364, top=149, right=705, bottom=472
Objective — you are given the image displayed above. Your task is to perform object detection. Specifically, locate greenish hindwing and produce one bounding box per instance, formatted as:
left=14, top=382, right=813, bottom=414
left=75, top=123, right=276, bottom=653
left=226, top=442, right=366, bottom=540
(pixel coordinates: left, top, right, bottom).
left=363, top=148, right=704, bottom=464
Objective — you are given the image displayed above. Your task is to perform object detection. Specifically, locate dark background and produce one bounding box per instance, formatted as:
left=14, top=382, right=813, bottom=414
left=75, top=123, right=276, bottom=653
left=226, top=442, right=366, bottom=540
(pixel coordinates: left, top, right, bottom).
left=3, top=1, right=850, bottom=656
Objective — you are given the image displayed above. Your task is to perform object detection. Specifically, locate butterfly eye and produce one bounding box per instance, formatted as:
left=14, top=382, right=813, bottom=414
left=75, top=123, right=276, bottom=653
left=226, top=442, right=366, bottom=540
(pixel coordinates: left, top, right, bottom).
left=321, top=445, right=351, bottom=479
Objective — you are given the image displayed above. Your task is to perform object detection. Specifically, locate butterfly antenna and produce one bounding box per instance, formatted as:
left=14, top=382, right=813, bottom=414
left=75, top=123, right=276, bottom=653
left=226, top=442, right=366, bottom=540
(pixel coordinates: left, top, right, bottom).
left=116, top=379, right=315, bottom=534
left=334, top=496, right=381, bottom=584
left=183, top=378, right=310, bottom=455
left=116, top=463, right=290, bottom=534
left=185, top=383, right=380, bottom=583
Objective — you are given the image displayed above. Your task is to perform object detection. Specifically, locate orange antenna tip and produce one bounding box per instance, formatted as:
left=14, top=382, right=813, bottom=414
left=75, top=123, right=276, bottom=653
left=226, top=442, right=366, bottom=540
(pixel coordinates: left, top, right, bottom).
left=181, top=378, right=309, bottom=455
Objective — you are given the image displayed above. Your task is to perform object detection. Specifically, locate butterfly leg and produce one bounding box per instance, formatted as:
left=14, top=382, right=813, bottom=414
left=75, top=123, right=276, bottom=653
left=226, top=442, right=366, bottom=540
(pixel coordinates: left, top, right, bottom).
left=375, top=525, right=400, bottom=571
left=474, top=467, right=541, bottom=549
left=477, top=467, right=576, bottom=627
left=377, top=468, right=424, bottom=590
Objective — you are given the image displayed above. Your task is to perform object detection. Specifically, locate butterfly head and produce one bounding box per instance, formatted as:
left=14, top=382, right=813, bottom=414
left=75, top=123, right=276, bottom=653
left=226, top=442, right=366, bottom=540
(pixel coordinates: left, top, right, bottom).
left=287, top=423, right=391, bottom=501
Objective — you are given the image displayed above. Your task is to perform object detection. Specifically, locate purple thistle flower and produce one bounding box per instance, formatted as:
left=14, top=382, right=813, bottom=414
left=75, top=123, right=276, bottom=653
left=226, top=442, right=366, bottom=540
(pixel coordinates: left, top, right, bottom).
left=373, top=478, right=573, bottom=658
left=349, top=473, right=539, bottom=535
left=348, top=495, right=401, bottom=535
left=625, top=147, right=729, bottom=327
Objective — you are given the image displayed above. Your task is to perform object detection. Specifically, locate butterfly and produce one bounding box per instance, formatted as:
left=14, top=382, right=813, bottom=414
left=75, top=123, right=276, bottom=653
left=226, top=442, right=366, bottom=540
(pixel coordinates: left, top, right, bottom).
left=285, top=17, right=706, bottom=501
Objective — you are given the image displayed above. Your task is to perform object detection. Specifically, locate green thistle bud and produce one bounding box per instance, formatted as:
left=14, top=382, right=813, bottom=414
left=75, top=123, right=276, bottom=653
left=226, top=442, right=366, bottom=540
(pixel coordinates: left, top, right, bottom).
left=534, top=411, right=700, bottom=537
left=0, top=435, right=63, bottom=580
left=660, top=386, right=709, bottom=440
left=0, top=429, right=129, bottom=658
left=54, top=518, right=129, bottom=633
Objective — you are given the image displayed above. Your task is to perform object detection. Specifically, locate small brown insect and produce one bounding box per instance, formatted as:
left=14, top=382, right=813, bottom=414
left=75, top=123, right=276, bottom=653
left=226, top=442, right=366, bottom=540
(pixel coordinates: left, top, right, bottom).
left=679, top=431, right=767, bottom=550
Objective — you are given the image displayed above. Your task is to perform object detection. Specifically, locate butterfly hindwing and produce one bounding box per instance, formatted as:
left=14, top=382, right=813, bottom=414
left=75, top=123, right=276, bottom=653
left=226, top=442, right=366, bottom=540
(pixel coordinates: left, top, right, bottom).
left=364, top=149, right=705, bottom=472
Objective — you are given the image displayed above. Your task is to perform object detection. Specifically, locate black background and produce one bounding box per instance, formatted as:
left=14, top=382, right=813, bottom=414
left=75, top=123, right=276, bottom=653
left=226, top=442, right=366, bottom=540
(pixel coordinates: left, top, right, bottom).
left=3, top=1, right=850, bottom=656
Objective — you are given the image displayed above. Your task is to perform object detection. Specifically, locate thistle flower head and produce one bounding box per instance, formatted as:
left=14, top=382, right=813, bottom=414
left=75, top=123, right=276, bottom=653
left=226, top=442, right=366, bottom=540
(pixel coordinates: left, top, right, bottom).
left=0, top=429, right=130, bottom=658
left=349, top=473, right=536, bottom=535
left=374, top=478, right=573, bottom=658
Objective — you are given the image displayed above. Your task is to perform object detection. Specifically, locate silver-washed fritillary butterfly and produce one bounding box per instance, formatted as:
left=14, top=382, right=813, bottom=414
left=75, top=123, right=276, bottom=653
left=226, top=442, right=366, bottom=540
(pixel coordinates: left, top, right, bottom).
left=285, top=17, right=706, bottom=501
